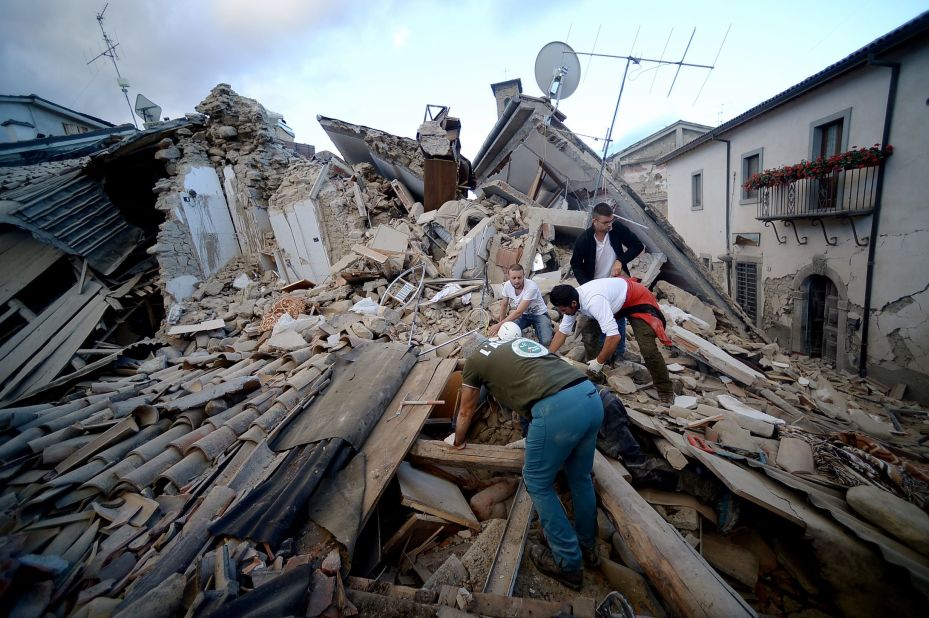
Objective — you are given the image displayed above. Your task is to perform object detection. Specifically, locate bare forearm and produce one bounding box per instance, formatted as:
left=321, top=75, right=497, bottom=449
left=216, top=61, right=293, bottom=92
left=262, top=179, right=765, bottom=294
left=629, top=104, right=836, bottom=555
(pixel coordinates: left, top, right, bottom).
left=454, top=387, right=480, bottom=447
left=598, top=335, right=620, bottom=364
left=549, top=331, right=568, bottom=354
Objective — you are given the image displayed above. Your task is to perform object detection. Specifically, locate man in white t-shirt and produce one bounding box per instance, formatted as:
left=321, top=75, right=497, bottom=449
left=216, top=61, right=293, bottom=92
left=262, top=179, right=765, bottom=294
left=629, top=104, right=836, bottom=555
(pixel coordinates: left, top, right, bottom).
left=489, top=264, right=554, bottom=346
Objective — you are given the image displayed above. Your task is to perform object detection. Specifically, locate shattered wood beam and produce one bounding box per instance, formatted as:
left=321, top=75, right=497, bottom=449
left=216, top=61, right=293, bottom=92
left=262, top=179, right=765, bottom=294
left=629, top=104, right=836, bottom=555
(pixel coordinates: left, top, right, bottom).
left=359, top=359, right=457, bottom=528
left=483, top=481, right=533, bottom=596
left=351, top=244, right=390, bottom=265
left=592, top=451, right=756, bottom=618
left=409, top=440, right=524, bottom=472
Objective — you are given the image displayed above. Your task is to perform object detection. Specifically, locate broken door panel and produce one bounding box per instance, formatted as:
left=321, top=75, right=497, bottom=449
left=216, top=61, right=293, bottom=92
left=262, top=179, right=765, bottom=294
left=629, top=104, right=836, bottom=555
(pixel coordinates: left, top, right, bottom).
left=221, top=165, right=261, bottom=255
left=267, top=198, right=331, bottom=285
left=178, top=165, right=240, bottom=278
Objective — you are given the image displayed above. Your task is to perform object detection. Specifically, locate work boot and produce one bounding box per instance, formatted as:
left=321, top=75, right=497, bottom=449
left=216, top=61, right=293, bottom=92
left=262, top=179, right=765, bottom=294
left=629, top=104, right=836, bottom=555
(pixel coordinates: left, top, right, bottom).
left=581, top=544, right=602, bottom=569
left=528, top=544, right=583, bottom=591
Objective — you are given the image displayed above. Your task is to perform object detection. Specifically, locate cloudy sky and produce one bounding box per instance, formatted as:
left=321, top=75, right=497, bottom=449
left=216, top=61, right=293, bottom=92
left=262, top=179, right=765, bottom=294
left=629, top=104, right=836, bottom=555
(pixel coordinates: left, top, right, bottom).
left=1, top=1, right=925, bottom=159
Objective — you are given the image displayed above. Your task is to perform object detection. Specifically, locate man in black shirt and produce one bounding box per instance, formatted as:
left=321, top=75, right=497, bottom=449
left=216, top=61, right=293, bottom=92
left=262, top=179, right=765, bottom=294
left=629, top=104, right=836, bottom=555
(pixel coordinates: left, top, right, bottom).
left=569, top=202, right=644, bottom=361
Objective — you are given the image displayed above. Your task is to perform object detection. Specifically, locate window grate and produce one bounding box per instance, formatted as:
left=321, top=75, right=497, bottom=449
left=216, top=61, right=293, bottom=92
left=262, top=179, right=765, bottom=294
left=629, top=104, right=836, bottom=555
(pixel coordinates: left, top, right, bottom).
left=735, top=262, right=758, bottom=322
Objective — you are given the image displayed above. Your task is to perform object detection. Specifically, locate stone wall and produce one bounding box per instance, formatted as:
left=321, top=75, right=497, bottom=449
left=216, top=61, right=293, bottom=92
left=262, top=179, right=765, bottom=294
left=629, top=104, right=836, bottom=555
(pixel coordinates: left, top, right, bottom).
left=151, top=84, right=300, bottom=306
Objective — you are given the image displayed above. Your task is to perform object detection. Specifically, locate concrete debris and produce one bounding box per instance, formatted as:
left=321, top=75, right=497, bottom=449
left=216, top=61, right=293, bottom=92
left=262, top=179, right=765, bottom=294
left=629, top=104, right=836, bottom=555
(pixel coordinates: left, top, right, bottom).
left=1, top=81, right=928, bottom=618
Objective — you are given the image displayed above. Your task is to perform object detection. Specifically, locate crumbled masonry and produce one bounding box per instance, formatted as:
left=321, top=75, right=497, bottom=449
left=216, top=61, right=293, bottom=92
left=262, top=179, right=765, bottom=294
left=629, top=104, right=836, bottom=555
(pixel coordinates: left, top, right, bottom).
left=0, top=83, right=927, bottom=618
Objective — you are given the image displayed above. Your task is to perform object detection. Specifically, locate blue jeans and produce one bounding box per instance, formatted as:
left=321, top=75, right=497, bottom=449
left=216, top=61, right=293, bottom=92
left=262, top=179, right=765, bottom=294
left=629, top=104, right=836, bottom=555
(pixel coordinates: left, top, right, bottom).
left=515, top=312, right=554, bottom=347
left=524, top=381, right=604, bottom=571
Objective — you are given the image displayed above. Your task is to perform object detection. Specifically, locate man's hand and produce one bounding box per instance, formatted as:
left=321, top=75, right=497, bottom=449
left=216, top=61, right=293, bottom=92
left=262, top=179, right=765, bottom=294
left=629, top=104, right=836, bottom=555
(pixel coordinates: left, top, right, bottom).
left=611, top=260, right=624, bottom=277
left=444, top=433, right=466, bottom=450
left=488, top=323, right=501, bottom=337
left=587, top=359, right=604, bottom=374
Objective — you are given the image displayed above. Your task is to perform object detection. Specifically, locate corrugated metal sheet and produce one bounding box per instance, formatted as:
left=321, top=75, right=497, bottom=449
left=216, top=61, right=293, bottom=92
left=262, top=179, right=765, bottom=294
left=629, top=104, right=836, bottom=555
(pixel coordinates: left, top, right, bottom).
left=0, top=169, right=143, bottom=274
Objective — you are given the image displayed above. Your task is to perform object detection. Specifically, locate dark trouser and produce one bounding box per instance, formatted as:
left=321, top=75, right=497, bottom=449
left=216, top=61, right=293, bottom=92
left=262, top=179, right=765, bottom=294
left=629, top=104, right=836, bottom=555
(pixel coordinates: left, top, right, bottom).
left=579, top=315, right=626, bottom=361
left=629, top=316, right=673, bottom=400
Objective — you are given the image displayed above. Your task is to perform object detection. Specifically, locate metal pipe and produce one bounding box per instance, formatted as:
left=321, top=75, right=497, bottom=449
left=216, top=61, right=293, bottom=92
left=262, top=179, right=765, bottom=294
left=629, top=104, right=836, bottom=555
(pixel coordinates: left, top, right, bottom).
left=417, top=328, right=481, bottom=357
left=859, top=57, right=900, bottom=377
left=712, top=137, right=732, bottom=294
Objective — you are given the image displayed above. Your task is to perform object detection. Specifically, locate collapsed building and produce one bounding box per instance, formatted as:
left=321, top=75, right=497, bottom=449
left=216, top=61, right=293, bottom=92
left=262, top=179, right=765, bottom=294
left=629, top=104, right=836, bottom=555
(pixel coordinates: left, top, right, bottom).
left=0, top=83, right=927, bottom=618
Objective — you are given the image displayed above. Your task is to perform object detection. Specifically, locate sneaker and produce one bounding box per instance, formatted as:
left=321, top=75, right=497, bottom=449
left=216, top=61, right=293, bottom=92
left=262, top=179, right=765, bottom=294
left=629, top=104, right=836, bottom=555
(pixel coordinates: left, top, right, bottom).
left=581, top=544, right=602, bottom=569
left=528, top=544, right=583, bottom=591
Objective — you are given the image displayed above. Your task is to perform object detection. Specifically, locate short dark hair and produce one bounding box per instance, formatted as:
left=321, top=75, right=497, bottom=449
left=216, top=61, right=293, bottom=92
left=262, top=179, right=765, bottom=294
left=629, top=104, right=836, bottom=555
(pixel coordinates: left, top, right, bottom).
left=592, top=203, right=614, bottom=218
left=508, top=263, right=524, bottom=273
left=550, top=285, right=579, bottom=308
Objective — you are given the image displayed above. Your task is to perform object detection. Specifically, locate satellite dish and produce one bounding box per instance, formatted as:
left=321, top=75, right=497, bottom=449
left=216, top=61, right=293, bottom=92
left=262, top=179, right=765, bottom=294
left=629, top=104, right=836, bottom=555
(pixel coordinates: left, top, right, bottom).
left=134, top=93, right=162, bottom=125
left=534, top=41, right=581, bottom=101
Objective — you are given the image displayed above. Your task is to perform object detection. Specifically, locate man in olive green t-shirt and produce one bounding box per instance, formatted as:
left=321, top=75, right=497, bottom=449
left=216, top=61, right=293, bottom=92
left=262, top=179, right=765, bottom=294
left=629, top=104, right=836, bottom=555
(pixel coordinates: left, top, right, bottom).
left=451, top=336, right=604, bottom=590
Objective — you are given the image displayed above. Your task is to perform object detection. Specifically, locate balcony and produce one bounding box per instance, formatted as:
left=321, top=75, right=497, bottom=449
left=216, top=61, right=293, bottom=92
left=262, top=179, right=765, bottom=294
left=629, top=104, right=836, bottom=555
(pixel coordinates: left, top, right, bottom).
left=755, top=164, right=879, bottom=221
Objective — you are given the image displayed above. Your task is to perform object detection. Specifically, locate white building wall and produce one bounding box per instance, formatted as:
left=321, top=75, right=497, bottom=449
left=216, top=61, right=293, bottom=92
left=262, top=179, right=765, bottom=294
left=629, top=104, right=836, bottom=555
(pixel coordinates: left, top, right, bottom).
left=666, top=142, right=728, bottom=259
left=865, top=41, right=929, bottom=388
left=0, top=101, right=105, bottom=142
left=666, top=46, right=929, bottom=401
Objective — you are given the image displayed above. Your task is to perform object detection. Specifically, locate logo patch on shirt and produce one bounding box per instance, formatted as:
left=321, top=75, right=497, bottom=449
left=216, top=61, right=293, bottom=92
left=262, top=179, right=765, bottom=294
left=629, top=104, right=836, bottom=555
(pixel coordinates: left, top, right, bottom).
left=511, top=338, right=547, bottom=358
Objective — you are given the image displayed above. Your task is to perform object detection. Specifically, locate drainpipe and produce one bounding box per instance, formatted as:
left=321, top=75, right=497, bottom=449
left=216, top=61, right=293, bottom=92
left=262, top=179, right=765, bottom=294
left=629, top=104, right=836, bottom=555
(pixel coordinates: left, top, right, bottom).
left=858, top=56, right=900, bottom=377
left=712, top=137, right=732, bottom=292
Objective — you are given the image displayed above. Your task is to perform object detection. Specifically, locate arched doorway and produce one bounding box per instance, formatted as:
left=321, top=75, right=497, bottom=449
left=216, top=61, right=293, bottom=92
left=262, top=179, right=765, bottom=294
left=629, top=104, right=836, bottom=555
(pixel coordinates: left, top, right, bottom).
left=804, top=275, right=839, bottom=363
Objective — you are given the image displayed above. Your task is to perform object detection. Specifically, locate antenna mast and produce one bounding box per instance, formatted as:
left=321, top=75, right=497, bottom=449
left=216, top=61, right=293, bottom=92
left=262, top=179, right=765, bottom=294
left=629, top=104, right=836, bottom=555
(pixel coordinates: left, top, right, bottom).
left=88, top=4, right=138, bottom=128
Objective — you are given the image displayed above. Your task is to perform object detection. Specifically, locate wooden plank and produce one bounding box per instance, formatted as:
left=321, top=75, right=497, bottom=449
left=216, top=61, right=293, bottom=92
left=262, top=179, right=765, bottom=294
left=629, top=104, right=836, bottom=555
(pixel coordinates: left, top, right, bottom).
left=360, top=358, right=457, bottom=528
left=350, top=244, right=390, bottom=265
left=166, top=319, right=226, bottom=336
left=0, top=282, right=100, bottom=371
left=408, top=440, right=524, bottom=472
left=653, top=437, right=688, bottom=470
left=390, top=179, right=416, bottom=211
left=397, top=461, right=480, bottom=531
left=423, top=158, right=458, bottom=212
left=0, top=231, right=63, bottom=306
left=0, top=286, right=108, bottom=402
left=593, top=451, right=756, bottom=618
left=483, top=480, right=533, bottom=596
left=382, top=513, right=449, bottom=557
left=637, top=488, right=717, bottom=524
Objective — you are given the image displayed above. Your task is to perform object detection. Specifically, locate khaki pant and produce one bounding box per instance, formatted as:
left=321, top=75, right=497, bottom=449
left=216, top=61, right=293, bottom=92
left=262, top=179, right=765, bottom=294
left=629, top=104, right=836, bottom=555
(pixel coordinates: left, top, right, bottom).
left=628, top=316, right=673, bottom=401
left=578, top=314, right=672, bottom=401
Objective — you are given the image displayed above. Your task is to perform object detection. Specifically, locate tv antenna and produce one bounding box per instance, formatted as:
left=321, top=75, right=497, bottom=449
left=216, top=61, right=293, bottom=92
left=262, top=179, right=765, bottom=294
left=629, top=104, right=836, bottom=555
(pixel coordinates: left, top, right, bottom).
left=534, top=41, right=582, bottom=121
left=87, top=3, right=138, bottom=128
left=572, top=27, right=728, bottom=200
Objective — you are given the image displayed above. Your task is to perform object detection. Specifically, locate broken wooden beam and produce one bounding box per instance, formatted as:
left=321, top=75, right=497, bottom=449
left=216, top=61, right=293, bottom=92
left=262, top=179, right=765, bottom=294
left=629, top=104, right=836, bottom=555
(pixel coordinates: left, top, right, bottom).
left=482, top=480, right=533, bottom=596
left=592, top=451, right=756, bottom=618
left=408, top=440, right=524, bottom=473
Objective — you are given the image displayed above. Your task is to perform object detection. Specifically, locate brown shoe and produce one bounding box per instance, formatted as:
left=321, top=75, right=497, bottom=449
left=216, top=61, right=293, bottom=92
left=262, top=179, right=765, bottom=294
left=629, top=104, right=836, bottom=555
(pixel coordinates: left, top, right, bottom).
left=528, top=544, right=583, bottom=590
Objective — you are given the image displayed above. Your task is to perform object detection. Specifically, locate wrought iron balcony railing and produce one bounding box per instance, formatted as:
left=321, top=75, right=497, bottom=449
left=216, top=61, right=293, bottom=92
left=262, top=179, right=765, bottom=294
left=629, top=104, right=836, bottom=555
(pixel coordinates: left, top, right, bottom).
left=755, top=165, right=879, bottom=220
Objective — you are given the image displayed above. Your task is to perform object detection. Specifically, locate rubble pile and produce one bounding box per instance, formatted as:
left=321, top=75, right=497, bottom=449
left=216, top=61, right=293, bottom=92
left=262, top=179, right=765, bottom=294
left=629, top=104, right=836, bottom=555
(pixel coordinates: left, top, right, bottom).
left=1, top=83, right=928, bottom=618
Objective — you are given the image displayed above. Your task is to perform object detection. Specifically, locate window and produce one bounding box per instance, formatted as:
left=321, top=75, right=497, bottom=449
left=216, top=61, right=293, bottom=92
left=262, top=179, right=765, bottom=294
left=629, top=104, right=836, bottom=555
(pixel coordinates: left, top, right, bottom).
left=691, top=171, right=703, bottom=210
left=809, top=109, right=851, bottom=210
left=740, top=148, right=763, bottom=202
left=734, top=261, right=759, bottom=324
left=809, top=109, right=851, bottom=159
left=62, top=123, right=89, bottom=136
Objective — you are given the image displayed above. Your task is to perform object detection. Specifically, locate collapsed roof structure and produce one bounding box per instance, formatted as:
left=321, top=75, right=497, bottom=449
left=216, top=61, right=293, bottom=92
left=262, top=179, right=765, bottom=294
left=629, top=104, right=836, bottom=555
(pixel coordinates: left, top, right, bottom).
left=0, top=84, right=927, bottom=618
